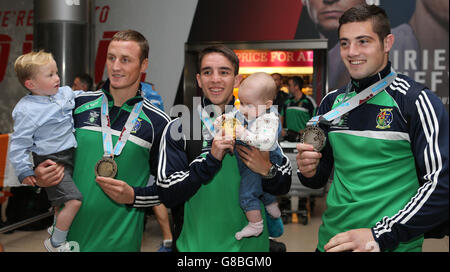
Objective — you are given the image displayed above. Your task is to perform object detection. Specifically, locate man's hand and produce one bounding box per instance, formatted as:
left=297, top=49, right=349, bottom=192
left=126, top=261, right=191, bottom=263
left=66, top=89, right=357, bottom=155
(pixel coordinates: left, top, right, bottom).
left=34, top=159, right=65, bottom=187
left=95, top=176, right=135, bottom=205
left=236, top=145, right=271, bottom=176
left=324, top=228, right=380, bottom=252
left=296, top=143, right=322, bottom=178
left=210, top=128, right=235, bottom=161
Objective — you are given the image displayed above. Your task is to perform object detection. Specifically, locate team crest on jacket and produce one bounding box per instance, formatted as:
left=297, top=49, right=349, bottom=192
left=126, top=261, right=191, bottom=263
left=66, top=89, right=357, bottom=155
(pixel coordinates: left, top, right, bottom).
left=376, top=108, right=393, bottom=129
left=131, top=118, right=142, bottom=133
left=84, top=111, right=100, bottom=126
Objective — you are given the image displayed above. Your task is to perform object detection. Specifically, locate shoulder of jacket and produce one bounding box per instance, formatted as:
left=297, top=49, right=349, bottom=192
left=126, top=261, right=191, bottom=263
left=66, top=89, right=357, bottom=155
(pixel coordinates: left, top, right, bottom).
left=142, top=98, right=170, bottom=124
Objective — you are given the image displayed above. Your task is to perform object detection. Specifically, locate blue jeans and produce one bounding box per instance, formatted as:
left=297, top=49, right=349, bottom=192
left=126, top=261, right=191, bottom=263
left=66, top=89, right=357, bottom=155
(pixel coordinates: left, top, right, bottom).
left=235, top=142, right=283, bottom=212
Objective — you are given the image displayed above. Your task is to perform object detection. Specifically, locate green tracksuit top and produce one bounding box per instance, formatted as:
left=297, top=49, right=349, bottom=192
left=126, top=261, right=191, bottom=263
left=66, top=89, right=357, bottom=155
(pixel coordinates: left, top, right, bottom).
left=304, top=68, right=429, bottom=251
left=67, top=85, right=169, bottom=251
left=283, top=95, right=316, bottom=133
left=176, top=153, right=269, bottom=252
left=317, top=90, right=423, bottom=251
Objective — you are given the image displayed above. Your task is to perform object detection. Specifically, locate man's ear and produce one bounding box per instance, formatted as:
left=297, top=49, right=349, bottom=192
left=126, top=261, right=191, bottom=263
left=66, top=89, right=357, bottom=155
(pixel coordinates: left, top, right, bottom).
left=140, top=58, right=149, bottom=73
left=265, top=99, right=273, bottom=108
left=196, top=73, right=202, bottom=89
left=384, top=33, right=395, bottom=53
left=24, top=79, right=34, bottom=90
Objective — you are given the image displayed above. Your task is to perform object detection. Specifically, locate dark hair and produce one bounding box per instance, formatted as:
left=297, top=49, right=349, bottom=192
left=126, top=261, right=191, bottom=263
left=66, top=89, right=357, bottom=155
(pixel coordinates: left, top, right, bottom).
left=197, top=45, right=239, bottom=75
left=338, top=4, right=391, bottom=43
left=112, top=30, right=149, bottom=63
left=96, top=80, right=105, bottom=91
left=289, top=76, right=304, bottom=89
left=271, top=73, right=282, bottom=78
left=75, top=73, right=93, bottom=90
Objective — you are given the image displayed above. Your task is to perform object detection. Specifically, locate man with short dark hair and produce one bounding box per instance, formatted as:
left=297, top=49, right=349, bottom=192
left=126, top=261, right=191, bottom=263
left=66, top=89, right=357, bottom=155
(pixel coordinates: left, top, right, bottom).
left=156, top=45, right=292, bottom=251
left=282, top=76, right=316, bottom=142
left=296, top=4, right=449, bottom=252
left=72, top=73, right=93, bottom=92
left=271, top=73, right=289, bottom=115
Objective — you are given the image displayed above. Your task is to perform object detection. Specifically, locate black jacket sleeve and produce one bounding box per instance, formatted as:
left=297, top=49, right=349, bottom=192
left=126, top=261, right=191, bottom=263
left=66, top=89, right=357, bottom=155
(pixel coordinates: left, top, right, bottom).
left=156, top=119, right=222, bottom=208
left=262, top=149, right=292, bottom=195
left=372, top=88, right=449, bottom=251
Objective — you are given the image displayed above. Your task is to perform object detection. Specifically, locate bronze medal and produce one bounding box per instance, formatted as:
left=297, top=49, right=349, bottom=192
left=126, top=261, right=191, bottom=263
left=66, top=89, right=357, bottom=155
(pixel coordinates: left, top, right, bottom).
left=301, top=126, right=326, bottom=151
left=94, top=157, right=117, bottom=178
left=222, top=117, right=241, bottom=139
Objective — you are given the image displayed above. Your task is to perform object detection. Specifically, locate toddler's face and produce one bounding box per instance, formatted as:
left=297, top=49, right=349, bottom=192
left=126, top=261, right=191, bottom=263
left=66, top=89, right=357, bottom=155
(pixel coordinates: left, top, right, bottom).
left=29, top=60, right=60, bottom=96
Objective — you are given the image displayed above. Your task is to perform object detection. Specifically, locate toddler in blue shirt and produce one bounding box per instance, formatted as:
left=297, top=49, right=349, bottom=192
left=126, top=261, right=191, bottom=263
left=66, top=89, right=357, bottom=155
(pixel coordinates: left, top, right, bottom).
left=9, top=50, right=83, bottom=252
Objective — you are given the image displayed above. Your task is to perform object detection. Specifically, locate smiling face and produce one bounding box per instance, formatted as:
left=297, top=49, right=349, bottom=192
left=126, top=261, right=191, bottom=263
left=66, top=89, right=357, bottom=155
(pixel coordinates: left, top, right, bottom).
left=196, top=52, right=240, bottom=111
left=339, top=20, right=394, bottom=79
left=106, top=40, right=148, bottom=92
left=27, top=60, right=60, bottom=96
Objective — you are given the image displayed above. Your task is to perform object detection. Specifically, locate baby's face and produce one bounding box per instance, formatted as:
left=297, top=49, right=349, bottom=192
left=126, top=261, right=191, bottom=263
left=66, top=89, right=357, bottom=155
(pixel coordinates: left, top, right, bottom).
left=29, top=60, right=60, bottom=96
left=238, top=85, right=268, bottom=120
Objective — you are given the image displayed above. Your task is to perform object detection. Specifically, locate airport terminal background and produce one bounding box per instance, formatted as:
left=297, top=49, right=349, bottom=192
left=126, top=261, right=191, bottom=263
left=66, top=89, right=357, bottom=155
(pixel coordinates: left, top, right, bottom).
left=0, top=0, right=448, bottom=252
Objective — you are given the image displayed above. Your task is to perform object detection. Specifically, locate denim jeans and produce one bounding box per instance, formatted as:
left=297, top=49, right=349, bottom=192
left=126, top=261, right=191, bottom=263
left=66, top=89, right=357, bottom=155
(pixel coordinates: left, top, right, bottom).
left=235, top=142, right=283, bottom=212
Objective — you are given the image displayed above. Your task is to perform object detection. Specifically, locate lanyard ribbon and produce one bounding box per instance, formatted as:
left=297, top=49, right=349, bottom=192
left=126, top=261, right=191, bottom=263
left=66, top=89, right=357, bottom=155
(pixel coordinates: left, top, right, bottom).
left=100, top=94, right=143, bottom=158
left=307, top=69, right=397, bottom=126
left=197, top=103, right=218, bottom=138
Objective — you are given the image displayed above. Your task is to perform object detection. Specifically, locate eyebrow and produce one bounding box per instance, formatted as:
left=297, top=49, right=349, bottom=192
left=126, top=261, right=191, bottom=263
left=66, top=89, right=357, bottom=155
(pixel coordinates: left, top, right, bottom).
left=200, top=66, right=233, bottom=71
left=107, top=53, right=132, bottom=58
left=340, top=35, right=375, bottom=41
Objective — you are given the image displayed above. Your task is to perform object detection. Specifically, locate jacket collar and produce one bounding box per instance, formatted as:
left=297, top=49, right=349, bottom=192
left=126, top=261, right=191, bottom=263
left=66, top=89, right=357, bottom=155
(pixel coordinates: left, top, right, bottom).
left=201, top=96, right=236, bottom=114
left=101, top=79, right=144, bottom=106
left=351, top=61, right=392, bottom=93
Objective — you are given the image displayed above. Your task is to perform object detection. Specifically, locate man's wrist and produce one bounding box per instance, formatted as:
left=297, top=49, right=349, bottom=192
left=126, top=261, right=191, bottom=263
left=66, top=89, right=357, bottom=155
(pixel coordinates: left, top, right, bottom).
left=262, top=163, right=276, bottom=179
left=127, top=186, right=138, bottom=207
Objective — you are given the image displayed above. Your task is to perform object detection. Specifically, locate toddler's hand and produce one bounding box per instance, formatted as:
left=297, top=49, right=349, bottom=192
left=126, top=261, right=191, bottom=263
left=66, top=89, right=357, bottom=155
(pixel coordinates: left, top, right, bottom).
left=23, top=175, right=37, bottom=187
left=235, top=124, right=246, bottom=140
left=213, top=114, right=225, bottom=135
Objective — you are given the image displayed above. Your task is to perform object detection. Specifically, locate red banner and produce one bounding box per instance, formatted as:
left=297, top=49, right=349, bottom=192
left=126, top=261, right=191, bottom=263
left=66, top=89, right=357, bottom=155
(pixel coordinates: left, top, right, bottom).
left=235, top=50, right=313, bottom=67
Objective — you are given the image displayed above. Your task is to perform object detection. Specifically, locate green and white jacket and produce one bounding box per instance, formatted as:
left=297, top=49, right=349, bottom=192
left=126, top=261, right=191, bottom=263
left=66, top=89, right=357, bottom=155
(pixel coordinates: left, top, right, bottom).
left=68, top=80, right=170, bottom=251
left=299, top=63, right=449, bottom=252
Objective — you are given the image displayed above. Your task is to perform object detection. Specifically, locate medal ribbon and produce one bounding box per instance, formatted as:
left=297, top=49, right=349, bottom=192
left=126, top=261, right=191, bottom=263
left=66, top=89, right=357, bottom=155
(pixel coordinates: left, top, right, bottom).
left=100, top=94, right=143, bottom=158
left=307, top=69, right=397, bottom=126
left=197, top=103, right=217, bottom=137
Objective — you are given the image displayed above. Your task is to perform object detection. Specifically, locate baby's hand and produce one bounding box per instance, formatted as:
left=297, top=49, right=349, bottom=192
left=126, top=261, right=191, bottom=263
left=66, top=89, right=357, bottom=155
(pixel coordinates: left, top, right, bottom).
left=235, top=123, right=247, bottom=140
left=23, top=175, right=37, bottom=187
left=213, top=114, right=225, bottom=134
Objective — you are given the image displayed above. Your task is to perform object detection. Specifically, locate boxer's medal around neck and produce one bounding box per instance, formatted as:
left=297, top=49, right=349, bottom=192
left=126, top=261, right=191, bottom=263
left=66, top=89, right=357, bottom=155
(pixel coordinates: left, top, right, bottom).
left=95, top=156, right=118, bottom=178
left=96, top=94, right=143, bottom=178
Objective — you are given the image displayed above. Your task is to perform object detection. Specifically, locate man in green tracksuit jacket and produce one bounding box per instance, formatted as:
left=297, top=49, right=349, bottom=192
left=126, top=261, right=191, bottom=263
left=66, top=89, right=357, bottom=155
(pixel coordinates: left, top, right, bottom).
left=34, top=30, right=170, bottom=251
left=296, top=5, right=448, bottom=252
left=282, top=76, right=316, bottom=142
left=154, top=45, right=292, bottom=251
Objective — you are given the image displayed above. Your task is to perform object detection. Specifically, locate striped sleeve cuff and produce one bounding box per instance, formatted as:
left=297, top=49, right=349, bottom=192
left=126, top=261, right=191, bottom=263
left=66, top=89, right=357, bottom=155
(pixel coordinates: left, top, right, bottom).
left=130, top=185, right=161, bottom=208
